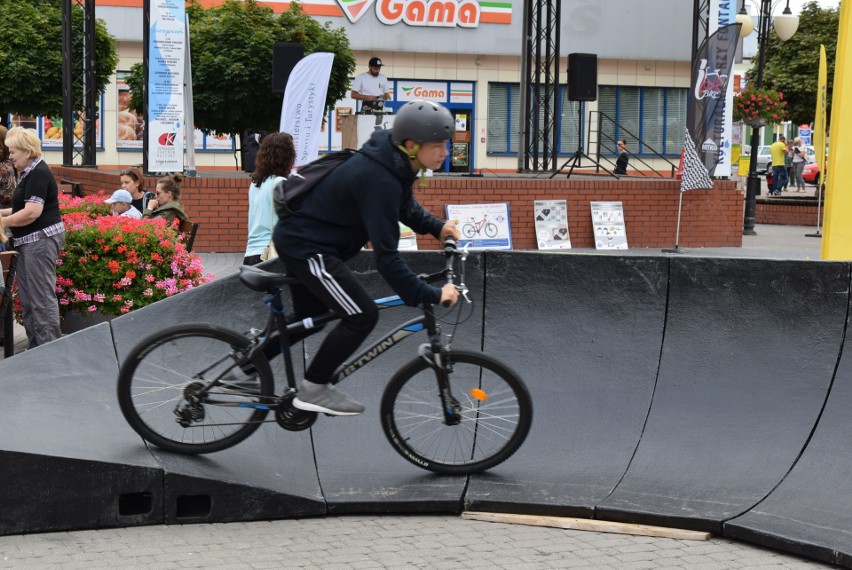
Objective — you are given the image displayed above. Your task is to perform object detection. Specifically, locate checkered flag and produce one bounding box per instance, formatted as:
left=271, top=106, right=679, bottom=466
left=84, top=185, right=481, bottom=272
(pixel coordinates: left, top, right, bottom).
left=680, top=127, right=713, bottom=191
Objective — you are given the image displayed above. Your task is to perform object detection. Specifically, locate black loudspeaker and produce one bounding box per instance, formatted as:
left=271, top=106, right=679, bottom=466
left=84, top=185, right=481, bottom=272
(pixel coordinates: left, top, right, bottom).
left=568, top=53, right=597, bottom=102
left=272, top=43, right=304, bottom=94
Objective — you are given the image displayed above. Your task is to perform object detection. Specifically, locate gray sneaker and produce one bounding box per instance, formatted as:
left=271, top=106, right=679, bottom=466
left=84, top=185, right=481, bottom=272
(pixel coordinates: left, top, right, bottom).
left=293, top=380, right=365, bottom=416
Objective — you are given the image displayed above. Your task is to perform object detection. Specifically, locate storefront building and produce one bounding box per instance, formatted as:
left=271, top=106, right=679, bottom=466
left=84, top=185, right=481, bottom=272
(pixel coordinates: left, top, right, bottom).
left=9, top=0, right=693, bottom=173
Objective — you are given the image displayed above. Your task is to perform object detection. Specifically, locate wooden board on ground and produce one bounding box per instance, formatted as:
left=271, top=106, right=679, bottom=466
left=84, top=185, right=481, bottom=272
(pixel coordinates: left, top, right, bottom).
left=461, top=511, right=712, bottom=541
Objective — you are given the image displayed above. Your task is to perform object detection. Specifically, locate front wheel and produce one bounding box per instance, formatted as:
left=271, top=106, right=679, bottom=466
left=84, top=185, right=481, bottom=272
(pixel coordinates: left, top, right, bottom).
left=117, top=324, right=276, bottom=454
left=484, top=223, right=498, bottom=238
left=381, top=350, right=532, bottom=475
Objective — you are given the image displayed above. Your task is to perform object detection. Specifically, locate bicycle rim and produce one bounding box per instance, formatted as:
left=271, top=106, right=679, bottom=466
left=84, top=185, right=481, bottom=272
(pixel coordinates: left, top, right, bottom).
left=117, top=324, right=275, bottom=454
left=381, top=350, right=532, bottom=475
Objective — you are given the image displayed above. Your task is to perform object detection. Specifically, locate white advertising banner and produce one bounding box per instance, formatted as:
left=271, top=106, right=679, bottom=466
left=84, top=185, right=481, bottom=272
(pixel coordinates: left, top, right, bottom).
left=147, top=0, right=186, bottom=172
left=446, top=203, right=512, bottom=250
left=590, top=201, right=629, bottom=250
left=534, top=200, right=572, bottom=250
left=708, top=0, right=735, bottom=178
left=279, top=52, right=335, bottom=167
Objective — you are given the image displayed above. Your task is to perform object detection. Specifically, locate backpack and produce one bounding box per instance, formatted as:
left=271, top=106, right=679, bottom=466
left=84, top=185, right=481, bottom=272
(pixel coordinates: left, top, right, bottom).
left=273, top=149, right=356, bottom=219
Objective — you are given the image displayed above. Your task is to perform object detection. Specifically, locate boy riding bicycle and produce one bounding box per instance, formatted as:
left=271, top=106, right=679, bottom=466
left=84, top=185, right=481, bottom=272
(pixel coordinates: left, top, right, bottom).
left=273, top=100, right=460, bottom=416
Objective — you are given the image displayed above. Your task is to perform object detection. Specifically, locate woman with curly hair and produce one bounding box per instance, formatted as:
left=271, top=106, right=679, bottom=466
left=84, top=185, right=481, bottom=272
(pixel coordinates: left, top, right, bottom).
left=243, top=132, right=295, bottom=266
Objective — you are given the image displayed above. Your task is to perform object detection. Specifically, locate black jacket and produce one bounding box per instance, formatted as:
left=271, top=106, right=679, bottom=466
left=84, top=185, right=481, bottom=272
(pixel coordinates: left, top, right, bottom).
left=275, top=130, right=445, bottom=307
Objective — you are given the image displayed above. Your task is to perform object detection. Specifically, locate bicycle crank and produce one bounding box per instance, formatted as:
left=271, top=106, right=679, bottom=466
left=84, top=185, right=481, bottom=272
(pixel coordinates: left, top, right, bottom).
left=275, top=392, right=318, bottom=431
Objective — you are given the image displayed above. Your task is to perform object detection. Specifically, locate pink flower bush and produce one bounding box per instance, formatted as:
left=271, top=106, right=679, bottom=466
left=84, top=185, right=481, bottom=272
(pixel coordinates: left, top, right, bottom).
left=46, top=194, right=214, bottom=317
left=733, top=85, right=787, bottom=124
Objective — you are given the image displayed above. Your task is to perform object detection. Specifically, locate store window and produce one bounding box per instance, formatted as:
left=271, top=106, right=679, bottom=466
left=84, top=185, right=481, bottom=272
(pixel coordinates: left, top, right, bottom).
left=597, top=86, right=686, bottom=157
left=487, top=83, right=582, bottom=155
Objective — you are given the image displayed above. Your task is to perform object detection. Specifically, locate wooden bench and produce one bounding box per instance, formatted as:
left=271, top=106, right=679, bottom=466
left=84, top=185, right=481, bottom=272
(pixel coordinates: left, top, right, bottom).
left=177, top=219, right=200, bottom=252
left=0, top=251, right=19, bottom=358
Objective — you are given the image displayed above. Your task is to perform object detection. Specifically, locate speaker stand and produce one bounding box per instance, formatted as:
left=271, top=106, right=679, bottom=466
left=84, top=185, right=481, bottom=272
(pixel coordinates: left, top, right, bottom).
left=549, top=103, right=615, bottom=180
left=549, top=148, right=614, bottom=180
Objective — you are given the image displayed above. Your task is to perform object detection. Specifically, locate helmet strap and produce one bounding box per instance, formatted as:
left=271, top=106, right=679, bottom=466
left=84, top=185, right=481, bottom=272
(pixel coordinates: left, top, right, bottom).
left=397, top=142, right=428, bottom=187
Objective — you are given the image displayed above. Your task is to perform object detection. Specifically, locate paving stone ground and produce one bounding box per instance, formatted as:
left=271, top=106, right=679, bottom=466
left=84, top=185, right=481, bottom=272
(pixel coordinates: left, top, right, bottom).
left=0, top=515, right=833, bottom=570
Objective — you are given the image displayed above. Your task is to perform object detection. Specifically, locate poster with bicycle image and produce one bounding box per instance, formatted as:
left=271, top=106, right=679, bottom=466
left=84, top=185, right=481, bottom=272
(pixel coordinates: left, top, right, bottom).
left=590, top=201, right=629, bottom=250
left=446, top=203, right=512, bottom=250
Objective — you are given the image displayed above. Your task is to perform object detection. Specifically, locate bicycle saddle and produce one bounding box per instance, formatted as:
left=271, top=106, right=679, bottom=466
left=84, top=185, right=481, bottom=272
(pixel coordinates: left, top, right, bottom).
left=239, top=265, right=299, bottom=292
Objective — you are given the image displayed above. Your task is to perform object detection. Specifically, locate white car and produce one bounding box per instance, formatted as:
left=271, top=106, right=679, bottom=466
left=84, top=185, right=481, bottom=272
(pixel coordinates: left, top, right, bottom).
left=743, top=144, right=814, bottom=173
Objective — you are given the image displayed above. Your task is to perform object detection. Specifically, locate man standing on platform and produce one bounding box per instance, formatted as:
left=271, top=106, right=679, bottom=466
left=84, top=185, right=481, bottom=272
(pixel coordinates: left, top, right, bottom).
left=769, top=135, right=788, bottom=196
left=351, top=57, right=390, bottom=114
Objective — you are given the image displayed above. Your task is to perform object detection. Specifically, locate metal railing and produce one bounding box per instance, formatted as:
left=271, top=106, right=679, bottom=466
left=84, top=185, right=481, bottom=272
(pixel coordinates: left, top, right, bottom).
left=590, top=111, right=680, bottom=177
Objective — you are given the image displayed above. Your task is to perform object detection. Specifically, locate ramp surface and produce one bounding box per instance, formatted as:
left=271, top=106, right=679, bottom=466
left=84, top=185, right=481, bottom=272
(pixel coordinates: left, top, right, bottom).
left=597, top=258, right=849, bottom=533
left=6, top=251, right=852, bottom=568
left=726, top=278, right=852, bottom=566
left=466, top=252, right=667, bottom=516
left=0, top=324, right=162, bottom=534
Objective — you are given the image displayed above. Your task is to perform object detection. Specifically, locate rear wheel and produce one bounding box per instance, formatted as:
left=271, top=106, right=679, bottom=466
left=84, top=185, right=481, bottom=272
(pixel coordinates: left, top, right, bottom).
left=117, top=324, right=275, bottom=454
left=381, top=350, right=532, bottom=475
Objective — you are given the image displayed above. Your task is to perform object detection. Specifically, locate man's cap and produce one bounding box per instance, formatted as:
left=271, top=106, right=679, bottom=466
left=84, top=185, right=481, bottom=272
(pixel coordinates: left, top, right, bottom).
left=368, top=57, right=383, bottom=67
left=104, top=189, right=133, bottom=204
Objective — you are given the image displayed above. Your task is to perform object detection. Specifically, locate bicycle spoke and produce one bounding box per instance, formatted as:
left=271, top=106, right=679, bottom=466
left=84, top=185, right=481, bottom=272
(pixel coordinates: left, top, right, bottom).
left=118, top=325, right=275, bottom=454
left=384, top=354, right=528, bottom=471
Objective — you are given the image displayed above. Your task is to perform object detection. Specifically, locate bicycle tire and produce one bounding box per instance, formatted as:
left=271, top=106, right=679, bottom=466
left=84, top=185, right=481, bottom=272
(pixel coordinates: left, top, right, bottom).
left=462, top=224, right=477, bottom=239
left=117, top=323, right=275, bottom=454
left=381, top=350, right=532, bottom=475
left=484, top=223, right=498, bottom=238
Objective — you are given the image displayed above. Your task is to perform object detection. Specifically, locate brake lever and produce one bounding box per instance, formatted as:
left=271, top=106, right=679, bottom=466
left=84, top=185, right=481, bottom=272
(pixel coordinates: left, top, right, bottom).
left=459, top=283, right=471, bottom=304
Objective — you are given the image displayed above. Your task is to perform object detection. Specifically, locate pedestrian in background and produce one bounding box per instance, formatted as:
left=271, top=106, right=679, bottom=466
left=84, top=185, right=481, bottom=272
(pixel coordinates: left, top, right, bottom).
left=243, top=132, right=295, bottom=266
left=0, top=126, right=16, bottom=208
left=614, top=139, right=629, bottom=175
left=769, top=135, right=787, bottom=196
left=791, top=137, right=807, bottom=192
left=143, top=174, right=188, bottom=224
left=784, top=140, right=793, bottom=191
left=0, top=127, right=65, bottom=348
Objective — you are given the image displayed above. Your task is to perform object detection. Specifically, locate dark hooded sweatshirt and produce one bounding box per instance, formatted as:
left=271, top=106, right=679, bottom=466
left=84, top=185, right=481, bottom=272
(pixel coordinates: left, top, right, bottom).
left=274, top=129, right=444, bottom=307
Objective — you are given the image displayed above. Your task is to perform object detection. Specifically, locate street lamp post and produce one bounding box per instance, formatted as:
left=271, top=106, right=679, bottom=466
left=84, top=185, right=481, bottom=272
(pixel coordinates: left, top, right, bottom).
left=737, top=0, right=799, bottom=235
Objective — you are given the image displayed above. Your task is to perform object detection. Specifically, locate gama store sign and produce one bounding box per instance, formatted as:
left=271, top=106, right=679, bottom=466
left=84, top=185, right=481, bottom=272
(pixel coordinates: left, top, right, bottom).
left=396, top=81, right=473, bottom=104
left=334, top=0, right=511, bottom=26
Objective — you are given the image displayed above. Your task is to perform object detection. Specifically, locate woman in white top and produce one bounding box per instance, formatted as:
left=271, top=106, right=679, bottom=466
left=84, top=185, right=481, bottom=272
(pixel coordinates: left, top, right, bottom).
left=791, top=137, right=808, bottom=192
left=243, top=132, right=296, bottom=265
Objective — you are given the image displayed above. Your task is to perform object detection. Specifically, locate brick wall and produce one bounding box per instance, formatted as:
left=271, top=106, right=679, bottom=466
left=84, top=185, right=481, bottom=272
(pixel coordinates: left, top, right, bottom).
left=756, top=198, right=822, bottom=226
left=53, top=167, right=743, bottom=252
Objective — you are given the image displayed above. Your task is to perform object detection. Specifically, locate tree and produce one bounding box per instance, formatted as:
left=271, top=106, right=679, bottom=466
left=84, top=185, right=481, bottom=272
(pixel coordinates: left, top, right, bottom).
left=747, top=1, right=839, bottom=127
left=0, top=0, right=118, bottom=124
left=126, top=0, right=356, bottom=135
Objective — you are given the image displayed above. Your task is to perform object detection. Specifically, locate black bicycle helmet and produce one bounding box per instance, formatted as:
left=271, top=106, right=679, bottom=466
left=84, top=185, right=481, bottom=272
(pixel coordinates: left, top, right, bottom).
left=391, top=100, right=454, bottom=144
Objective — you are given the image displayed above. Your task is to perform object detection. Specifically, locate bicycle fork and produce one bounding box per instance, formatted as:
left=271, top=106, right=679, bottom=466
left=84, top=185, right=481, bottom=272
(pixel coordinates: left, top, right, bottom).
left=418, top=339, right=462, bottom=426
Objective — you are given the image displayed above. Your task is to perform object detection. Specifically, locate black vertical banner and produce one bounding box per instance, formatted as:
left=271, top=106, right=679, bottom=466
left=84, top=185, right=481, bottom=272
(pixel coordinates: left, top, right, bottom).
left=681, top=23, right=741, bottom=191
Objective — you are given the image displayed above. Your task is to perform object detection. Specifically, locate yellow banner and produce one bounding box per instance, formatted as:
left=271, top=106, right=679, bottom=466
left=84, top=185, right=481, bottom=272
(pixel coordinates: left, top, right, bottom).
left=823, top=5, right=852, bottom=259
left=814, top=46, right=827, bottom=185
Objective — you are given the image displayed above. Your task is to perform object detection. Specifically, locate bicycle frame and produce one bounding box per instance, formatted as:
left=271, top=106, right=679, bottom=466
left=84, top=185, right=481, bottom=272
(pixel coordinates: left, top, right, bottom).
left=239, top=260, right=463, bottom=423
